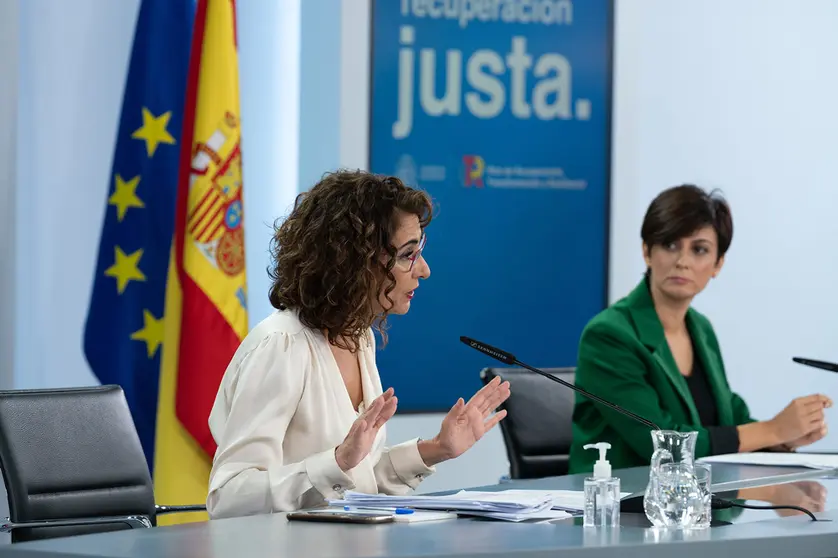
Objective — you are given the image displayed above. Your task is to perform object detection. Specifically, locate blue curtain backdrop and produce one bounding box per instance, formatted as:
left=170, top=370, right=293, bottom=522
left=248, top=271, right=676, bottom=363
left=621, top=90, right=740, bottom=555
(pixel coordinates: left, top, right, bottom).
left=369, top=0, right=613, bottom=411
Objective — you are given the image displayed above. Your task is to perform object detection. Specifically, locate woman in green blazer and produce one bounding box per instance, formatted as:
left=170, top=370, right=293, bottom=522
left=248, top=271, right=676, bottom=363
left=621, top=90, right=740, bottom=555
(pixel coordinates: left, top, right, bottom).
left=569, top=185, right=832, bottom=474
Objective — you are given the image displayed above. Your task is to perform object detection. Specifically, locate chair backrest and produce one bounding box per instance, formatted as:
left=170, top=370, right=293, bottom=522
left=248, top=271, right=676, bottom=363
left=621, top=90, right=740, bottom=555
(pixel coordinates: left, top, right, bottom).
left=480, top=366, right=576, bottom=479
left=0, top=385, right=156, bottom=542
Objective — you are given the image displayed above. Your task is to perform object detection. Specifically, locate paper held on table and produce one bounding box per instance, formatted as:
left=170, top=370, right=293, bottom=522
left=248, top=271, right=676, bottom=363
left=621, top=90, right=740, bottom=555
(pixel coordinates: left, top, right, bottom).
left=329, top=489, right=628, bottom=522
left=330, top=489, right=557, bottom=521
left=393, top=510, right=459, bottom=523
left=698, top=451, right=838, bottom=471
left=331, top=489, right=554, bottom=512
left=494, top=489, right=632, bottom=513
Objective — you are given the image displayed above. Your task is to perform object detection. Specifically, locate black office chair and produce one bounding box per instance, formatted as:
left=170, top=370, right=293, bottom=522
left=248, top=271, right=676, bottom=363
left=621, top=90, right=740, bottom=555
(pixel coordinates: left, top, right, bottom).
left=480, top=367, right=576, bottom=480
left=0, top=385, right=205, bottom=542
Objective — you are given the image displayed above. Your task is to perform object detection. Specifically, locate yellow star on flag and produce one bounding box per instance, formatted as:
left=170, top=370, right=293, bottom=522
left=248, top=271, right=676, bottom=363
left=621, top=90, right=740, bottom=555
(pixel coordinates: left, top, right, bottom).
left=131, top=107, right=176, bottom=157
left=104, top=246, right=146, bottom=294
left=109, top=175, right=144, bottom=222
left=130, top=309, right=165, bottom=359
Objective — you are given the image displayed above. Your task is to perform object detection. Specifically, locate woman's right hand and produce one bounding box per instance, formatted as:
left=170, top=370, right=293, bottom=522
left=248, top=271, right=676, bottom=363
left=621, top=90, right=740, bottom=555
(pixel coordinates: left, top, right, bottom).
left=335, top=388, right=398, bottom=472
left=768, top=394, right=831, bottom=445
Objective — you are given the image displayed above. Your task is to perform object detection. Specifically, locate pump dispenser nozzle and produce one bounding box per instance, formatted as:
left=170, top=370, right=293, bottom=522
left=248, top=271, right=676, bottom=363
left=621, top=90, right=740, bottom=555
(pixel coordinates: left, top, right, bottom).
left=583, top=442, right=612, bottom=479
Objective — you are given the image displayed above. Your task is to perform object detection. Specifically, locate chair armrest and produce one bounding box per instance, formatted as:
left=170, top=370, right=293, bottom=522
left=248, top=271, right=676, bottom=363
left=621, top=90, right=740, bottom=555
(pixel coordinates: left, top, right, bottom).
left=155, top=504, right=206, bottom=515
left=0, top=514, right=152, bottom=532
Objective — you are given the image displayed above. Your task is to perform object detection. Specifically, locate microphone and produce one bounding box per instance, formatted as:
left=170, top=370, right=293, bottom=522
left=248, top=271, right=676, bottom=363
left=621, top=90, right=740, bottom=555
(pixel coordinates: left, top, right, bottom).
left=459, top=336, right=660, bottom=430
left=792, top=357, right=838, bottom=373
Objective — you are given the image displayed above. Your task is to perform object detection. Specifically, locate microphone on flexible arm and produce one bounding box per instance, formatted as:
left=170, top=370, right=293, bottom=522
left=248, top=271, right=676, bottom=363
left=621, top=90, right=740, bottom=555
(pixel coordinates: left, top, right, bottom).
left=461, top=336, right=825, bottom=522
left=792, top=357, right=838, bottom=373
left=459, top=336, right=660, bottom=430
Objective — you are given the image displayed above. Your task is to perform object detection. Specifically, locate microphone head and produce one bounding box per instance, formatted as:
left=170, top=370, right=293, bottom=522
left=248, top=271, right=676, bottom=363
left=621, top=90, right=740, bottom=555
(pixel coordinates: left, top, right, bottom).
left=792, top=357, right=838, bottom=372
left=459, top=336, right=516, bottom=365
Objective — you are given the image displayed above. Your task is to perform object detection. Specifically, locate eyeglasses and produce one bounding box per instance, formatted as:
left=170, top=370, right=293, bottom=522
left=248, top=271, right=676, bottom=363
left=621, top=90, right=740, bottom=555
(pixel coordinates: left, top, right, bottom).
left=393, top=234, right=426, bottom=272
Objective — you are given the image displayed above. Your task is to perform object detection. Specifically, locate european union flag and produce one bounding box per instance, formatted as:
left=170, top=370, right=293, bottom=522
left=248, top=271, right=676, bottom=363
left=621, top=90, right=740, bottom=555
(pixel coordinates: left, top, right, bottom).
left=84, top=0, right=195, bottom=468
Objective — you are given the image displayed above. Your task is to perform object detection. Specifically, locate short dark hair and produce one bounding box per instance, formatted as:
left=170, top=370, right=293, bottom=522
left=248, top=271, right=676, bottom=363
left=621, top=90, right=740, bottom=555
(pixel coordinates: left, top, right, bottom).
left=641, top=184, right=733, bottom=260
left=268, top=169, right=433, bottom=351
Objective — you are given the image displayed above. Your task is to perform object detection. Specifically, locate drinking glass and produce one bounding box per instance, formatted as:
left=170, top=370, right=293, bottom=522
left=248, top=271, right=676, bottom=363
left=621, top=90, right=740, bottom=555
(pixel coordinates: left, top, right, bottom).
left=692, top=463, right=712, bottom=528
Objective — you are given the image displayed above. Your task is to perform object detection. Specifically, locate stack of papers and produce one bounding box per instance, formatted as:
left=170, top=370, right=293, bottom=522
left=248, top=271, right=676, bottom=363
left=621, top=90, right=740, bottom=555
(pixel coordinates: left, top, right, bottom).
left=495, top=489, right=631, bottom=514
left=330, top=490, right=572, bottom=522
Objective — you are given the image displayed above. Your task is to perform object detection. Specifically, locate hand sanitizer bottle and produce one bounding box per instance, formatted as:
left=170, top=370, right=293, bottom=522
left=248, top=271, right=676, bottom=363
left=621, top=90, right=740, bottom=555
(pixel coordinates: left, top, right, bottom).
left=583, top=442, right=620, bottom=527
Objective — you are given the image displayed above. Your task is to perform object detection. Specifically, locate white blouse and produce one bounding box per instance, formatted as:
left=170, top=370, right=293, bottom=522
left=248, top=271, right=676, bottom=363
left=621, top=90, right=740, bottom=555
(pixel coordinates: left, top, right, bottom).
left=206, top=309, right=436, bottom=519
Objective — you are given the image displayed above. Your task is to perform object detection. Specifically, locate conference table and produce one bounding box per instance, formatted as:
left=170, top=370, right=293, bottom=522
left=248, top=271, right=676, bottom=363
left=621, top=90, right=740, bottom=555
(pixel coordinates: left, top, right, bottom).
left=1, top=462, right=838, bottom=558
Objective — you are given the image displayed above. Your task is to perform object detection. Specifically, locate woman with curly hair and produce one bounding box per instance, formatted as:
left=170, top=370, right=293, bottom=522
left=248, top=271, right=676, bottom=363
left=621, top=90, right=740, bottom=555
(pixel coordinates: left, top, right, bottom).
left=206, top=170, right=511, bottom=519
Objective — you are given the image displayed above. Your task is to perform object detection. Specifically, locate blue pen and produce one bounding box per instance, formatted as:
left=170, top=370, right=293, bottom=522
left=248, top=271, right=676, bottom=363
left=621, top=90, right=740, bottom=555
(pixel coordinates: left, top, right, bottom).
left=344, top=505, right=414, bottom=515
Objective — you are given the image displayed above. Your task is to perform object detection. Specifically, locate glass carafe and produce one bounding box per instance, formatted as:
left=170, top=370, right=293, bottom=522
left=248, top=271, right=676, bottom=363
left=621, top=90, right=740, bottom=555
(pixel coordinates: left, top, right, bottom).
left=643, top=430, right=704, bottom=528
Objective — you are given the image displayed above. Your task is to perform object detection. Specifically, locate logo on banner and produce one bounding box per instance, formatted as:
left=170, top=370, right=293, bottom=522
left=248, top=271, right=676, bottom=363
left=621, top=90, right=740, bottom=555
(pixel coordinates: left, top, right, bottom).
left=395, top=154, right=448, bottom=187
left=396, top=154, right=418, bottom=186
left=463, top=155, right=485, bottom=187
left=461, top=154, right=586, bottom=190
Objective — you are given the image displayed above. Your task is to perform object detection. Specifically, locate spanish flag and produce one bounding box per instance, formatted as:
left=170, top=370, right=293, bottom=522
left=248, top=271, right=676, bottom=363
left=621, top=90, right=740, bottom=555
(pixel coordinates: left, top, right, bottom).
left=84, top=0, right=246, bottom=528
left=154, top=0, right=248, bottom=525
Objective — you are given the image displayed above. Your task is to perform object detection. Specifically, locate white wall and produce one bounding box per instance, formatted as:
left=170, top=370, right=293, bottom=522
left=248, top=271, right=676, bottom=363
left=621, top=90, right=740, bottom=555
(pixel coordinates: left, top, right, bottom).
left=299, top=0, right=341, bottom=191
left=15, top=0, right=140, bottom=389
left=0, top=0, right=20, bottom=538
left=0, top=0, right=19, bottom=393
left=609, top=0, right=838, bottom=450
left=237, top=0, right=302, bottom=326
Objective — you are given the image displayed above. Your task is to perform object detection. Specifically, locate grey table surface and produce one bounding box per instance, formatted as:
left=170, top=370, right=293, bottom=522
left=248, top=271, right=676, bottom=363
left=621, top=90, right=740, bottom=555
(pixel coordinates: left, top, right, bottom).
left=2, top=463, right=838, bottom=558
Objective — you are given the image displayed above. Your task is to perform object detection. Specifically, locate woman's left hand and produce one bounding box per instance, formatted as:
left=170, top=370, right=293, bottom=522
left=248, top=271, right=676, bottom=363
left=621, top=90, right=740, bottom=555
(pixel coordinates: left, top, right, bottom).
left=420, top=376, right=511, bottom=466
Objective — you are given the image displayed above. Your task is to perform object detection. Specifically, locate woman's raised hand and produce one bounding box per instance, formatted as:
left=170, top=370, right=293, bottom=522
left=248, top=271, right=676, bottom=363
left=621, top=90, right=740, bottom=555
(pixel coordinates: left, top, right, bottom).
left=335, top=388, right=398, bottom=471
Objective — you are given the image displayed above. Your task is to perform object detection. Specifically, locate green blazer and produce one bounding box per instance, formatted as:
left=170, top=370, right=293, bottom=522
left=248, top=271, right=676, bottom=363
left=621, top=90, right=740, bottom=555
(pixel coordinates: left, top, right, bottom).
left=568, top=278, right=756, bottom=474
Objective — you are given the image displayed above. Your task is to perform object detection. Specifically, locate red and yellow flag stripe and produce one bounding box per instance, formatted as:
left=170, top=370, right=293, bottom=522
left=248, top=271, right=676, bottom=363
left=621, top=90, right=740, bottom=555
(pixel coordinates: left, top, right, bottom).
left=154, top=0, right=247, bottom=525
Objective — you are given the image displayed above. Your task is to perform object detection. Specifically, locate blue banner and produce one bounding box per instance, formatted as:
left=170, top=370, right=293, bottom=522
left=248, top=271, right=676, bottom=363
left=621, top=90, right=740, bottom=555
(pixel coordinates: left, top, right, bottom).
left=370, top=0, right=613, bottom=412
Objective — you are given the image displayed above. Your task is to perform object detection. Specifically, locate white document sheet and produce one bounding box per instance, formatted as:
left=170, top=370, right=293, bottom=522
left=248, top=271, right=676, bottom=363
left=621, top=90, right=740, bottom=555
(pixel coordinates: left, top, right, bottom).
left=698, top=452, right=838, bottom=470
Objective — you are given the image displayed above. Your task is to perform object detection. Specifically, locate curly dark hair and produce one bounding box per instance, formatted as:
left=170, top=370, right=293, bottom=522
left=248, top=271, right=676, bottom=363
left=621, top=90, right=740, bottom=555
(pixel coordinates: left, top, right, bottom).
left=268, top=169, right=433, bottom=351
